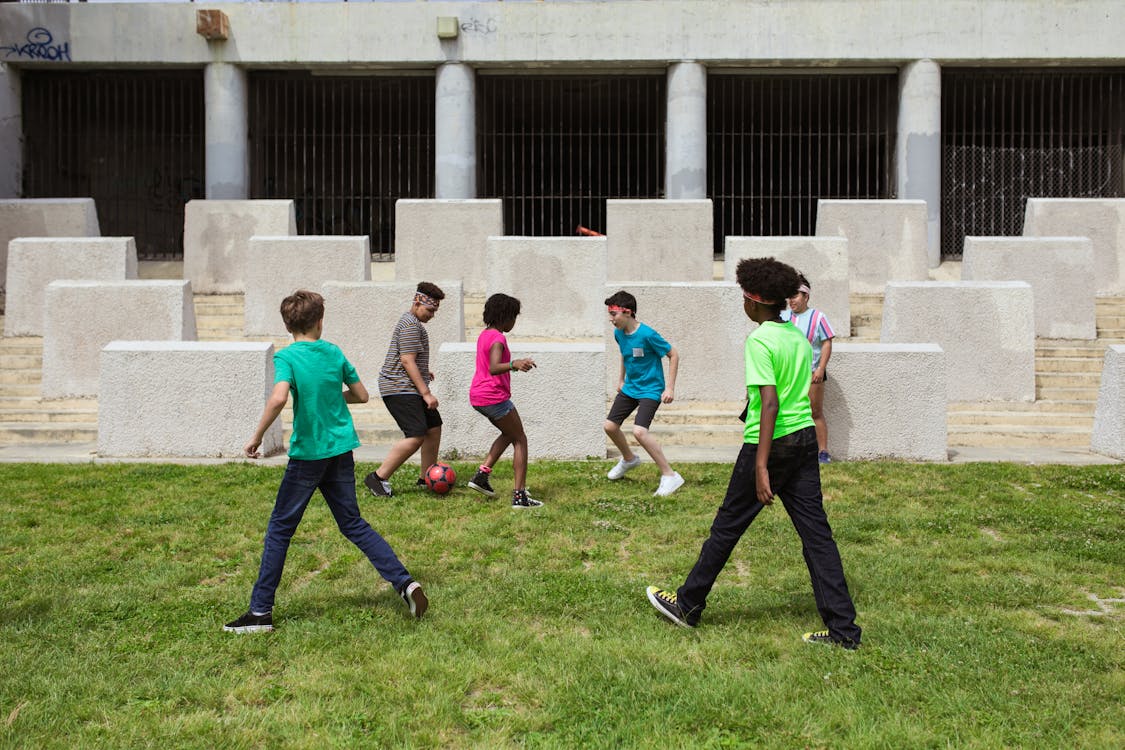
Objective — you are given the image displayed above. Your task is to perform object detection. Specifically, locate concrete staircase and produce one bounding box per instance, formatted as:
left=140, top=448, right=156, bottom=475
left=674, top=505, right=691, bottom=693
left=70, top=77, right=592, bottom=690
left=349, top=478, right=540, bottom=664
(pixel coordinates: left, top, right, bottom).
left=0, top=294, right=1123, bottom=456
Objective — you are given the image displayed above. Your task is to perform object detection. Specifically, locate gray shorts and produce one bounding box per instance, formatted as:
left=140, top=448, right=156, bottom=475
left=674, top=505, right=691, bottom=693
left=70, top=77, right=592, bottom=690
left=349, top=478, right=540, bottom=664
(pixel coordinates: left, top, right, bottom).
left=473, top=399, right=515, bottom=422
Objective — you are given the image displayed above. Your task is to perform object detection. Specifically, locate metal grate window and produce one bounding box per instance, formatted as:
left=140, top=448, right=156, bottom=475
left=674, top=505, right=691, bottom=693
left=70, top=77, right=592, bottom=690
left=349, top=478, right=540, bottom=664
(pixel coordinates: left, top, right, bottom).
left=708, top=73, right=897, bottom=254
left=478, top=75, right=665, bottom=237
left=21, top=70, right=205, bottom=260
left=942, top=68, right=1125, bottom=259
left=249, top=73, right=435, bottom=260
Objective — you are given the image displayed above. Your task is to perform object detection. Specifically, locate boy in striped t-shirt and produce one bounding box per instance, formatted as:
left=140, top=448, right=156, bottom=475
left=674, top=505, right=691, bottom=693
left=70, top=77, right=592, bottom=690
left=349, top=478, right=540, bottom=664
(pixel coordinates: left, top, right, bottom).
left=364, top=281, right=446, bottom=498
left=781, top=273, right=835, bottom=464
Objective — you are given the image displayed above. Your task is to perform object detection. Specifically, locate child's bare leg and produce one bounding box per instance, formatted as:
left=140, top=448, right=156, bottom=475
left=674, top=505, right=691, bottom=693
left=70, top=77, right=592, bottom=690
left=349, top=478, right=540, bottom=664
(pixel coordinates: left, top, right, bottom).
left=377, top=435, right=425, bottom=479
left=419, top=425, right=442, bottom=476
left=809, top=381, right=827, bottom=452
left=633, top=425, right=673, bottom=476
left=604, top=419, right=636, bottom=461
left=493, top=409, right=529, bottom=488
left=482, top=432, right=514, bottom=471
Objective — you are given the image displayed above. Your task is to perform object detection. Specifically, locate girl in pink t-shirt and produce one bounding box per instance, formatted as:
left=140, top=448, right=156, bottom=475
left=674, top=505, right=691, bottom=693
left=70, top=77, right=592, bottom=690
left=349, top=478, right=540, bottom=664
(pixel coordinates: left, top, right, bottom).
left=467, top=294, right=541, bottom=508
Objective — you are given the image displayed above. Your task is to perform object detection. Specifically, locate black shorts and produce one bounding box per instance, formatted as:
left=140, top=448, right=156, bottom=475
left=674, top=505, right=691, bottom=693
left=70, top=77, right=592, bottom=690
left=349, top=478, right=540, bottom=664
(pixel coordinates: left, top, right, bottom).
left=383, top=394, right=443, bottom=438
left=606, top=392, right=661, bottom=430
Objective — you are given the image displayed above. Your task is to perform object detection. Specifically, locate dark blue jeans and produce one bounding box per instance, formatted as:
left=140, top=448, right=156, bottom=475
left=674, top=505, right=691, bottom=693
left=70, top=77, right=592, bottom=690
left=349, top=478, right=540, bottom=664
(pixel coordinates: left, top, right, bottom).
left=677, top=426, right=861, bottom=644
left=249, top=451, right=412, bottom=614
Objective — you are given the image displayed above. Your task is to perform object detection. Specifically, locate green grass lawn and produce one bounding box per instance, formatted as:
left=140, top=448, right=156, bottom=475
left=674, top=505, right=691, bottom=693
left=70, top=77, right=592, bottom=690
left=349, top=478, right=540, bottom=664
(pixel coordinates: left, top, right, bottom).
left=1, top=460, right=1122, bottom=749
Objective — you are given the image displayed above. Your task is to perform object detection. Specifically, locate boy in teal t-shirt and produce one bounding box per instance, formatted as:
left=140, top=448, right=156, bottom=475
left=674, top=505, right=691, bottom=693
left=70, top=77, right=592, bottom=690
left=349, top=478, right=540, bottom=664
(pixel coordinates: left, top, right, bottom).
left=224, top=290, right=427, bottom=633
left=603, top=290, right=684, bottom=497
left=645, top=258, right=861, bottom=649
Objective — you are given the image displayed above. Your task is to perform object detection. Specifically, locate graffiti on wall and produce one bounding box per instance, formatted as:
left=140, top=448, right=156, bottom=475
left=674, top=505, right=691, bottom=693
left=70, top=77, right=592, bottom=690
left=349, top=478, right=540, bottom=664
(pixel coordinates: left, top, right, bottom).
left=1, top=28, right=71, bottom=62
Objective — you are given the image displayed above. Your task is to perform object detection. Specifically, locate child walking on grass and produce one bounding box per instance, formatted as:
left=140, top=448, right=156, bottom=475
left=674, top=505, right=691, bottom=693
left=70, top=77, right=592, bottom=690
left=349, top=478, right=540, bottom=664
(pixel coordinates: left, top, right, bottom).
left=225, top=290, right=426, bottom=633
left=466, top=293, right=542, bottom=508
left=645, top=258, right=861, bottom=649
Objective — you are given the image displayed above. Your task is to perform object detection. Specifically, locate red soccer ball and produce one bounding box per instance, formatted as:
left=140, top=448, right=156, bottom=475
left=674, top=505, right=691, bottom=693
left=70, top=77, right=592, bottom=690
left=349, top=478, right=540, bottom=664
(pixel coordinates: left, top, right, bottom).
left=423, top=462, right=456, bottom=495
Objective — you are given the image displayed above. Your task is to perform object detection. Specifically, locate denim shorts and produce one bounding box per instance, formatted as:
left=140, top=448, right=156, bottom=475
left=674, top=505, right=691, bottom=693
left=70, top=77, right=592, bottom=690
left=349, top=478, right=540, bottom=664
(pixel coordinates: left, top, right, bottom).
left=473, top=399, right=515, bottom=422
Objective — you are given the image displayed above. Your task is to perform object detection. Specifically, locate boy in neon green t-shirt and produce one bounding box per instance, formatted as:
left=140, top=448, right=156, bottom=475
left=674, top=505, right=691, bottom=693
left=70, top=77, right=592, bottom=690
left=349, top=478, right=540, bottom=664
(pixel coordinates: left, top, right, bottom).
left=646, top=258, right=861, bottom=649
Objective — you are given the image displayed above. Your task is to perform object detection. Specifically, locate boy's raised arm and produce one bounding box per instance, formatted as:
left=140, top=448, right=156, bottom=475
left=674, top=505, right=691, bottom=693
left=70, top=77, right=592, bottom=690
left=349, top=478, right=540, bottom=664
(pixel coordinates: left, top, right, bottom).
left=245, top=381, right=291, bottom=458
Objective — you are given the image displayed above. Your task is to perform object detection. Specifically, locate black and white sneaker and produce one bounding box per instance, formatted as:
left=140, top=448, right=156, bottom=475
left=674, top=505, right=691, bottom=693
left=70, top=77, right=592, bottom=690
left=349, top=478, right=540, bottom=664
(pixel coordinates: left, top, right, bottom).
left=468, top=470, right=495, bottom=497
left=364, top=471, right=393, bottom=498
left=399, top=581, right=428, bottom=619
left=223, top=611, right=273, bottom=633
left=645, top=586, right=695, bottom=629
left=511, top=489, right=543, bottom=508
left=802, top=630, right=859, bottom=650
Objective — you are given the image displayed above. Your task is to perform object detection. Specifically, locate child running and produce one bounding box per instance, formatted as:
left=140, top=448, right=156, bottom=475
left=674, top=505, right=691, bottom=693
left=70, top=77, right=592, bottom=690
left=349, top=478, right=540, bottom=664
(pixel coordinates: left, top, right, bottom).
left=645, top=258, right=861, bottom=649
left=782, top=273, right=835, bottom=463
left=603, top=290, right=684, bottom=497
left=225, top=290, right=426, bottom=633
left=465, top=293, right=542, bottom=508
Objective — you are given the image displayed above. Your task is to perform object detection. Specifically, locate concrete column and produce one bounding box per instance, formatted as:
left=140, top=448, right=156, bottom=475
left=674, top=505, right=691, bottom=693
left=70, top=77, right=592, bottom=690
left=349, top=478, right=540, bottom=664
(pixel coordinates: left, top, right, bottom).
left=0, top=64, right=21, bottom=198
left=435, top=62, right=476, bottom=199
left=897, top=59, right=942, bottom=267
left=665, top=61, right=707, bottom=199
left=204, top=62, right=248, bottom=199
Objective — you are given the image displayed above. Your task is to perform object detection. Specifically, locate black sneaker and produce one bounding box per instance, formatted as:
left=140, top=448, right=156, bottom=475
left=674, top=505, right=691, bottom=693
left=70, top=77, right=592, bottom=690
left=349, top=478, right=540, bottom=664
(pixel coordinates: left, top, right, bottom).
left=802, top=630, right=859, bottom=650
left=223, top=611, right=273, bottom=633
left=399, top=581, right=428, bottom=619
left=511, top=489, right=543, bottom=508
left=645, top=586, right=695, bottom=629
left=416, top=477, right=427, bottom=488
left=364, top=471, right=393, bottom=498
left=468, top=470, right=495, bottom=497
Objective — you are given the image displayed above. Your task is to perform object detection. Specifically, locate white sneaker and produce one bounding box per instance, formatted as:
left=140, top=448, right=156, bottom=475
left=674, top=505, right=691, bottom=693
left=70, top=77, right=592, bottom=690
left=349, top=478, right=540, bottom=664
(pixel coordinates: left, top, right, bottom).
left=607, top=455, right=642, bottom=480
left=654, top=471, right=685, bottom=497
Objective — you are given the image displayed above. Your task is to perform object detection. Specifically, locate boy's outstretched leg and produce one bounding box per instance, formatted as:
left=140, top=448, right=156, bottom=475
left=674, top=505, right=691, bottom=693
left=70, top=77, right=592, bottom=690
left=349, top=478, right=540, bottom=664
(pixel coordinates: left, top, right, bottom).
left=604, top=419, right=641, bottom=479
left=633, top=425, right=683, bottom=497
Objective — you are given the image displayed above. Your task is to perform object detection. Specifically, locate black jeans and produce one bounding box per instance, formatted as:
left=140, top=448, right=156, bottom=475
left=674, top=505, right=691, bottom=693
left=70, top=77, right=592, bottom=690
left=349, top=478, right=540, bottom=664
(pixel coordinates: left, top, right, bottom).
left=677, top=426, right=861, bottom=644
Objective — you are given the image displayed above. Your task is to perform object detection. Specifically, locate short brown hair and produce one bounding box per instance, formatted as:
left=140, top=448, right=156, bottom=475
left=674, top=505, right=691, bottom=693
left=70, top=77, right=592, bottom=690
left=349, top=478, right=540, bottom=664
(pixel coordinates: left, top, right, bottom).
left=279, top=289, right=324, bottom=334
left=416, top=281, right=445, bottom=301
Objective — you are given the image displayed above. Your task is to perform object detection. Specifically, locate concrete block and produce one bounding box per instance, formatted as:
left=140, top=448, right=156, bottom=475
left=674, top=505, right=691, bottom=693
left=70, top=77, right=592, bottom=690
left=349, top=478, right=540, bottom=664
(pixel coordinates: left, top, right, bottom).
left=1091, top=345, right=1125, bottom=460
left=962, top=236, right=1095, bottom=339
left=603, top=282, right=750, bottom=402
left=486, top=237, right=607, bottom=337
left=183, top=199, right=296, bottom=294
left=1023, top=198, right=1125, bottom=295
left=724, top=236, right=850, bottom=337
left=244, top=236, right=371, bottom=336
left=320, top=281, right=464, bottom=386
left=434, top=342, right=606, bottom=460
left=5, top=237, right=137, bottom=336
left=824, top=343, right=947, bottom=461
left=98, top=341, right=282, bottom=458
left=815, top=199, right=929, bottom=293
left=42, top=280, right=197, bottom=399
left=881, top=281, right=1034, bottom=402
left=394, top=199, right=503, bottom=296
left=0, top=198, right=100, bottom=292
left=605, top=199, right=713, bottom=282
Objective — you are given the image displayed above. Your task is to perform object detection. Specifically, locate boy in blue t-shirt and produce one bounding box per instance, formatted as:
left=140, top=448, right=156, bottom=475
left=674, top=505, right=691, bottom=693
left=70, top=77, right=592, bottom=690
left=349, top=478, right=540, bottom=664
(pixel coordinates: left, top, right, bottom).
left=603, top=290, right=684, bottom=497
left=224, top=290, right=427, bottom=633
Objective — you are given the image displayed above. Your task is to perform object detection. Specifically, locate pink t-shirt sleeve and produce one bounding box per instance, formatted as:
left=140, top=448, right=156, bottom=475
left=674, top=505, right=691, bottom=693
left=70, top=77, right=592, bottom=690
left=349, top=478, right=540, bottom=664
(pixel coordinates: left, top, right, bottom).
left=469, top=329, right=511, bottom=406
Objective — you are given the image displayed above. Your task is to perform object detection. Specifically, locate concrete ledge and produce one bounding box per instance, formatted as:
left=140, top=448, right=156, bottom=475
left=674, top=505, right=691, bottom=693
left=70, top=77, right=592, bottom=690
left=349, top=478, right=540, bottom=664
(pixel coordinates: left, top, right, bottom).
left=244, top=236, right=371, bottom=336
left=962, top=236, right=1095, bottom=339
left=487, top=237, right=607, bottom=337
left=603, top=282, right=747, bottom=402
left=4, top=237, right=137, bottom=336
left=98, top=341, right=283, bottom=458
left=815, top=199, right=929, bottom=293
left=43, top=280, right=197, bottom=399
left=1091, top=345, right=1125, bottom=460
left=1023, top=198, right=1125, bottom=295
left=606, top=200, right=713, bottom=282
left=183, top=200, right=296, bottom=294
left=724, top=236, right=849, bottom=336
left=881, top=281, right=1034, bottom=402
left=321, top=281, right=465, bottom=385
left=0, top=198, right=101, bottom=292
left=434, top=342, right=606, bottom=459
left=394, top=199, right=503, bottom=296
left=824, top=343, right=947, bottom=461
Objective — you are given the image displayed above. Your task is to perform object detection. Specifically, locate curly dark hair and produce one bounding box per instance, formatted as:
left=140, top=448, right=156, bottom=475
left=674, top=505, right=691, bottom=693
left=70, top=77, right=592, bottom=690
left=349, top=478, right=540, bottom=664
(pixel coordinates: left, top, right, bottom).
left=416, top=281, right=446, bottom=301
left=603, top=290, right=638, bottom=316
left=483, top=293, right=521, bottom=328
left=279, top=289, right=324, bottom=334
left=735, top=257, right=801, bottom=312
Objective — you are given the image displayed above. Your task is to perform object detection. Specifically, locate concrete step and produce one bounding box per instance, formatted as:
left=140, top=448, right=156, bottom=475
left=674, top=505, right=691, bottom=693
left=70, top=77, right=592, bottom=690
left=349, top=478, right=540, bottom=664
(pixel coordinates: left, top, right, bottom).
left=1036, top=344, right=1108, bottom=358
left=0, top=408, right=98, bottom=423
left=1035, top=372, right=1102, bottom=388
left=0, top=338, right=43, bottom=354
left=0, top=384, right=42, bottom=398
left=0, top=354, right=42, bottom=370
left=0, top=422, right=97, bottom=445
left=0, top=371, right=40, bottom=385
left=947, top=410, right=1093, bottom=428
left=948, top=424, right=1090, bottom=448
left=948, top=399, right=1094, bottom=414
left=1036, top=385, right=1101, bottom=401
left=1034, top=357, right=1106, bottom=373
